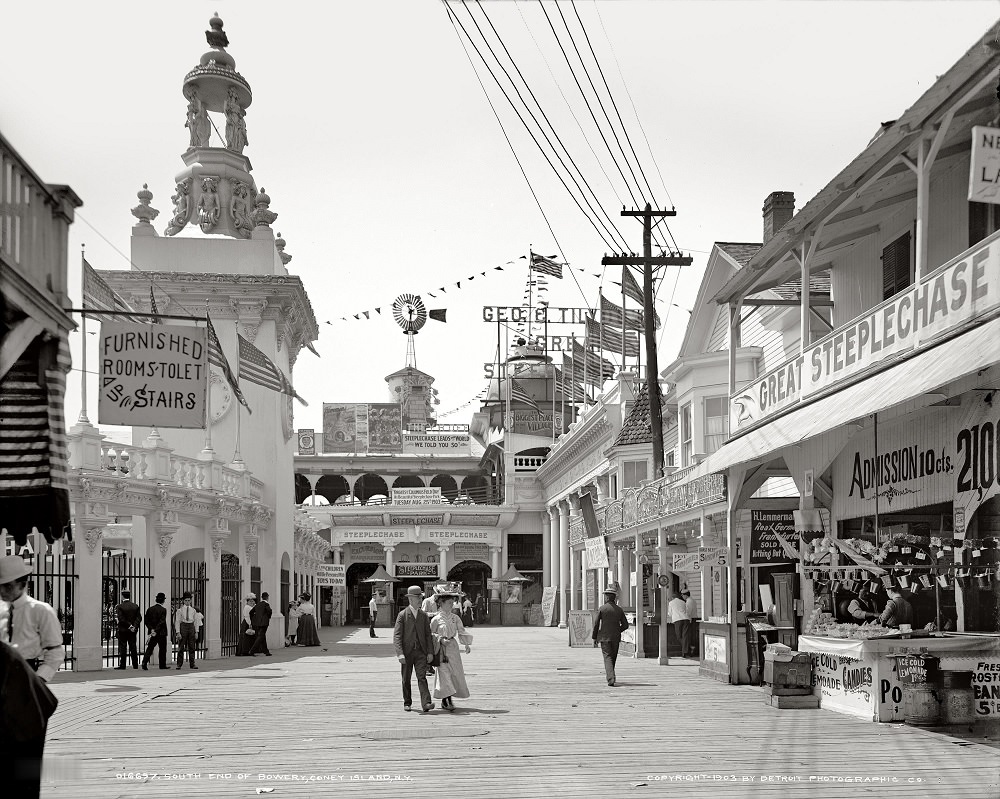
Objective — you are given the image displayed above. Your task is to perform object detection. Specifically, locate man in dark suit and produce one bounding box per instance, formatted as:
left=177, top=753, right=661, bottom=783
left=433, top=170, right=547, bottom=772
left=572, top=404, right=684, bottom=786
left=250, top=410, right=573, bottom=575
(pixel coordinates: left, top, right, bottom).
left=141, top=592, right=169, bottom=670
left=1, top=641, right=58, bottom=799
left=393, top=585, right=434, bottom=712
left=114, top=590, right=142, bottom=670
left=174, top=592, right=199, bottom=669
left=249, top=591, right=273, bottom=656
left=592, top=584, right=629, bottom=687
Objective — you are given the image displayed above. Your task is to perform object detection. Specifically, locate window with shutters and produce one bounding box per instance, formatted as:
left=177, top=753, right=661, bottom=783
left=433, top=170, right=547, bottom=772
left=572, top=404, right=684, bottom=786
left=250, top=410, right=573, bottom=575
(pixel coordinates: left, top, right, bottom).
left=881, top=231, right=912, bottom=300
left=969, top=201, right=1000, bottom=247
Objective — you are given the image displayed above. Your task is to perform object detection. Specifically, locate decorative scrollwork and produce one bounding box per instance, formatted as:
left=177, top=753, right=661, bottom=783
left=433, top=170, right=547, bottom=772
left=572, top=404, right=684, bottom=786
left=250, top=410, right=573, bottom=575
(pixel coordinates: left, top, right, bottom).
left=229, top=179, right=254, bottom=238
left=84, top=527, right=104, bottom=555
left=165, top=178, right=194, bottom=236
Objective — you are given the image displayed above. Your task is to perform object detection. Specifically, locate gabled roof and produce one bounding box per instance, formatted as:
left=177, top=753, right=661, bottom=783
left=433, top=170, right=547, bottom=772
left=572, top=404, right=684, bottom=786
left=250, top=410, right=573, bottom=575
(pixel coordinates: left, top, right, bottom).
left=716, top=242, right=761, bottom=269
left=612, top=382, right=651, bottom=447
left=765, top=270, right=832, bottom=300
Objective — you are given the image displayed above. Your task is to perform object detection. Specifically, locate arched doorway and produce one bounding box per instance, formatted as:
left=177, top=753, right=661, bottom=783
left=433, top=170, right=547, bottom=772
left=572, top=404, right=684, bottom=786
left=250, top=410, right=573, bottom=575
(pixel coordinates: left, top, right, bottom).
left=316, top=474, right=351, bottom=504
left=392, top=475, right=424, bottom=489
left=431, top=474, right=458, bottom=501
left=294, top=473, right=312, bottom=504
left=356, top=473, right=389, bottom=504
left=221, top=552, right=241, bottom=656
left=346, top=562, right=379, bottom=624
left=448, top=559, right=492, bottom=617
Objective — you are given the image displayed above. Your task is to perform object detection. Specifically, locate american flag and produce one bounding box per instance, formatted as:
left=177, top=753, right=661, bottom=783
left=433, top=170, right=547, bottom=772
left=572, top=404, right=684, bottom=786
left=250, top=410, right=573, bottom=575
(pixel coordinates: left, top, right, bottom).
left=509, top=378, right=540, bottom=411
left=207, top=316, right=250, bottom=414
left=238, top=334, right=307, bottom=405
left=149, top=286, right=160, bottom=325
left=585, top=316, right=639, bottom=357
left=621, top=266, right=643, bottom=305
left=529, top=252, right=564, bottom=279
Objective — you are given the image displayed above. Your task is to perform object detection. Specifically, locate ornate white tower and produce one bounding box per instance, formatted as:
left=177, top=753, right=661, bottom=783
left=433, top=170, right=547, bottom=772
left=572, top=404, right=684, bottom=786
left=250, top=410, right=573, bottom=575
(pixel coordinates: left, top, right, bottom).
left=100, top=14, right=319, bottom=654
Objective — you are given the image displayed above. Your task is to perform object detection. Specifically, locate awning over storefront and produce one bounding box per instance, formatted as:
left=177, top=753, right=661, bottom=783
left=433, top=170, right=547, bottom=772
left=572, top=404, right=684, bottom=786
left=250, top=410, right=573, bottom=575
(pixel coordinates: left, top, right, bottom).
left=686, top=317, right=1000, bottom=481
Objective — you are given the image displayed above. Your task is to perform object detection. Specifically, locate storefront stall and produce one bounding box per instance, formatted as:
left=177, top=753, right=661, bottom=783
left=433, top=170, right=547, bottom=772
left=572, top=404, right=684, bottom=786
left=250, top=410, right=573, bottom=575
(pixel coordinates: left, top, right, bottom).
left=798, top=632, right=1000, bottom=722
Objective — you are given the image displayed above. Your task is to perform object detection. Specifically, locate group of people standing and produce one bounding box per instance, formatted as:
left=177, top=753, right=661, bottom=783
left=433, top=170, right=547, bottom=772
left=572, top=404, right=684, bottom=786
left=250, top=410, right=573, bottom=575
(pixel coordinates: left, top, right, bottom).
left=393, top=584, right=472, bottom=712
left=237, top=591, right=319, bottom=656
left=285, top=593, right=320, bottom=647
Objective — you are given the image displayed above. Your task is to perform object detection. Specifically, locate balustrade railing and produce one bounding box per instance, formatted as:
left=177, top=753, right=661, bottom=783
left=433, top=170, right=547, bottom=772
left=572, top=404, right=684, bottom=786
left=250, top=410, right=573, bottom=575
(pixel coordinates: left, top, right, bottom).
left=513, top=455, right=547, bottom=471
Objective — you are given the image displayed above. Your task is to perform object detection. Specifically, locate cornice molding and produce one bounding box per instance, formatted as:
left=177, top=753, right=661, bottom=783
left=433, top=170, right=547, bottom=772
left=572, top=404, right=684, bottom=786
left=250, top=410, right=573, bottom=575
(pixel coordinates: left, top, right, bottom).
left=536, top=416, right=613, bottom=487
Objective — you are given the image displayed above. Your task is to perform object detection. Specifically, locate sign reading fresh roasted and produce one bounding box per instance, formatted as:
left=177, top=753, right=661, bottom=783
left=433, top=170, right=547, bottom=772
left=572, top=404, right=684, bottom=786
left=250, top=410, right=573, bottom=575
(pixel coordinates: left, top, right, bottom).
left=99, top=322, right=207, bottom=428
left=731, top=232, right=1000, bottom=430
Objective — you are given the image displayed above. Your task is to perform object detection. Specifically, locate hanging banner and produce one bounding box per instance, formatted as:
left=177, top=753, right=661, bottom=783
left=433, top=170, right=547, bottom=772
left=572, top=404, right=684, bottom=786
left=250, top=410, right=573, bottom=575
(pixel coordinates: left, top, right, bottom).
left=968, top=126, right=1000, bottom=204
left=390, top=487, right=442, bottom=506
left=316, top=564, right=346, bottom=587
left=953, top=395, right=1000, bottom=536
left=672, top=553, right=701, bottom=572
left=749, top=510, right=796, bottom=565
left=584, top=535, right=610, bottom=570
left=98, top=322, right=207, bottom=428
left=368, top=404, right=403, bottom=453
left=402, top=433, right=470, bottom=453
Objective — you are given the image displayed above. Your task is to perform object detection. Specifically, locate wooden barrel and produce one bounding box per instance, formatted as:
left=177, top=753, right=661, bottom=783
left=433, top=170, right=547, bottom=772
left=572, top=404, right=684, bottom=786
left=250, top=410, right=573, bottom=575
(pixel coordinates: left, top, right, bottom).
left=902, top=683, right=941, bottom=726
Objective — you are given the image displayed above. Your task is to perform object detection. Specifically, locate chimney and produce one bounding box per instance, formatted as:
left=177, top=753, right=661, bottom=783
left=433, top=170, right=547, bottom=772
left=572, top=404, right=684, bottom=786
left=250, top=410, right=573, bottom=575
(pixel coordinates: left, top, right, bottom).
left=762, top=191, right=795, bottom=245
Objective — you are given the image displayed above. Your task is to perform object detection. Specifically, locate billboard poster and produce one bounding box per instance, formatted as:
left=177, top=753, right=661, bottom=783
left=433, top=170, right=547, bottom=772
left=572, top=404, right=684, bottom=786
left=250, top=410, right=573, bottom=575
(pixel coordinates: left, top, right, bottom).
left=323, top=403, right=364, bottom=453
left=297, top=429, right=315, bottom=455
left=368, top=403, right=403, bottom=453
left=402, top=433, right=470, bottom=453
left=98, top=322, right=207, bottom=428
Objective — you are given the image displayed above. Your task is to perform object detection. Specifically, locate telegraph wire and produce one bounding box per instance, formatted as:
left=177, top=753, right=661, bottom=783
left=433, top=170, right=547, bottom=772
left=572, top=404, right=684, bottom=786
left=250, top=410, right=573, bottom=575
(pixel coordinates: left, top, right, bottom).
left=450, top=1, right=625, bottom=254
left=470, top=0, right=630, bottom=252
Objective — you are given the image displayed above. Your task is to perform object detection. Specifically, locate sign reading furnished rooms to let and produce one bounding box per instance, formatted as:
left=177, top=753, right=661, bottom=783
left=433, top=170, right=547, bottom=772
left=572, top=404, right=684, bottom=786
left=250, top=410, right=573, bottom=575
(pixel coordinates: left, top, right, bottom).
left=99, top=322, right=207, bottom=428
left=730, top=231, right=1000, bottom=431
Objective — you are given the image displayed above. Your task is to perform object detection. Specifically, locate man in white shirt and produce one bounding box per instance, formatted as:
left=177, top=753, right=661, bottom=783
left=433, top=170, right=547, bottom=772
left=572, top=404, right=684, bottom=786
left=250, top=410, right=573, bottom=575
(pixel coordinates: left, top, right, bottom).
left=0, top=555, right=63, bottom=682
left=173, top=592, right=199, bottom=669
left=368, top=593, right=378, bottom=638
left=666, top=590, right=692, bottom=659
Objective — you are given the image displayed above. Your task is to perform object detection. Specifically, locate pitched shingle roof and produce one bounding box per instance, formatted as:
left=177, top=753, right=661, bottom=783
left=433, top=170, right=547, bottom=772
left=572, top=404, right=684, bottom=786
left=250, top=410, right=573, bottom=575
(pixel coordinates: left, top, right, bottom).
left=770, top=269, right=832, bottom=300
left=716, top=242, right=761, bottom=268
left=613, top=383, right=652, bottom=447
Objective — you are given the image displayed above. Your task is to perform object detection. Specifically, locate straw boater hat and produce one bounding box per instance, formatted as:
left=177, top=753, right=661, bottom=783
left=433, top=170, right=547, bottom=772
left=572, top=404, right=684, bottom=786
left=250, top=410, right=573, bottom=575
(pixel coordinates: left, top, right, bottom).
left=405, top=585, right=423, bottom=597
left=603, top=582, right=620, bottom=597
left=0, top=555, right=32, bottom=584
left=244, top=592, right=256, bottom=601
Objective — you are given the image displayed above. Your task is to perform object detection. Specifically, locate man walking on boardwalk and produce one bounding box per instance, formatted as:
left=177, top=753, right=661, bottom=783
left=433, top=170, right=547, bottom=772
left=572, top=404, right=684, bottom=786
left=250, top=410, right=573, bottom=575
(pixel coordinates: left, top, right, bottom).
left=249, top=591, right=273, bottom=656
left=114, top=590, right=142, bottom=670
left=393, top=585, right=434, bottom=712
left=140, top=592, right=168, bottom=670
left=592, top=583, right=629, bottom=687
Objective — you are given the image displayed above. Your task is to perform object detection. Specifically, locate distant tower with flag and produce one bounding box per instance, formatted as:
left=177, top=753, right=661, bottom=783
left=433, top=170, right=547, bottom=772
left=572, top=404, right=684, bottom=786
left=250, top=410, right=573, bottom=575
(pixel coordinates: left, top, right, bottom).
left=94, top=14, right=319, bottom=658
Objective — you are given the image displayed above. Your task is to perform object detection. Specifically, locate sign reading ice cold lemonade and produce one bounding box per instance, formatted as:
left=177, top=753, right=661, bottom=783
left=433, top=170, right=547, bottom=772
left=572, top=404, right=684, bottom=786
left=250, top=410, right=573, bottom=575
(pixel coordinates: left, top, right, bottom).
left=99, top=322, right=207, bottom=428
left=731, top=232, right=1000, bottom=431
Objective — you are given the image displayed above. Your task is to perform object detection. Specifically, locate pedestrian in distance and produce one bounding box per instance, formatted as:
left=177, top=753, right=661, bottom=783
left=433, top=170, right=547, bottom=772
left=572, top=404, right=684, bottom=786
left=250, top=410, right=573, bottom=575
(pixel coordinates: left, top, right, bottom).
left=430, top=587, right=472, bottom=711
left=140, top=592, right=169, bottom=670
left=238, top=593, right=256, bottom=656
left=0, top=555, right=63, bottom=683
left=173, top=592, right=199, bottom=669
left=460, top=594, right=474, bottom=627
left=369, top=593, right=378, bottom=638
left=0, top=640, right=59, bottom=799
left=248, top=591, right=273, bottom=656
left=591, top=584, right=629, bottom=687
left=393, top=585, right=435, bottom=712
left=666, top=590, right=692, bottom=660
left=113, top=589, right=142, bottom=670
left=286, top=599, right=300, bottom=646
left=295, top=592, right=320, bottom=646
left=683, top=591, right=698, bottom=657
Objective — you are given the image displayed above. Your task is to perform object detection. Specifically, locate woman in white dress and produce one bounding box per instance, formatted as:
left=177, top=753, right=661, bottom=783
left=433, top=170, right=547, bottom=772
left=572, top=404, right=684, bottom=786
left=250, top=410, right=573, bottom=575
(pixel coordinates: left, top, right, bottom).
left=286, top=600, right=301, bottom=646
left=430, top=589, right=472, bottom=711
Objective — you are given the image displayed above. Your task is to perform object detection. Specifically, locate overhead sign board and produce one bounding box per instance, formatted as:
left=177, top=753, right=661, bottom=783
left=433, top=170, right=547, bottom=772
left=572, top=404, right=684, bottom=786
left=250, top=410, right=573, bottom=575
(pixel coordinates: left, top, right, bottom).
left=396, top=563, right=439, bottom=579
left=316, top=564, right=345, bottom=587
left=749, top=510, right=796, bottom=565
left=672, top=553, right=701, bottom=572
left=969, top=126, right=1000, bottom=204
left=483, top=306, right=595, bottom=324
left=98, top=322, right=207, bottom=428
left=390, top=487, right=442, bottom=506
left=402, top=433, right=469, bottom=453
left=731, top=231, right=1000, bottom=432
left=584, top=536, right=610, bottom=570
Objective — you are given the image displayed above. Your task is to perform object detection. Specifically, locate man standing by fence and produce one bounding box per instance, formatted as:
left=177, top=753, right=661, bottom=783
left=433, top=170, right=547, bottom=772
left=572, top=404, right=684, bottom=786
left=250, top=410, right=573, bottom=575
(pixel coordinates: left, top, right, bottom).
left=248, top=591, right=273, bottom=656
left=141, top=593, right=168, bottom=670
left=114, top=590, right=142, bottom=670
left=173, top=592, right=198, bottom=669
left=0, top=555, right=63, bottom=682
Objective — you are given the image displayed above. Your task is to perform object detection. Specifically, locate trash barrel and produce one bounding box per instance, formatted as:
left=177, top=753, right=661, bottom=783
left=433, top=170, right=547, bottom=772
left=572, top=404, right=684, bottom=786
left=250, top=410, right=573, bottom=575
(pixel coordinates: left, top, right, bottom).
left=939, top=671, right=974, bottom=724
left=903, top=683, right=941, bottom=726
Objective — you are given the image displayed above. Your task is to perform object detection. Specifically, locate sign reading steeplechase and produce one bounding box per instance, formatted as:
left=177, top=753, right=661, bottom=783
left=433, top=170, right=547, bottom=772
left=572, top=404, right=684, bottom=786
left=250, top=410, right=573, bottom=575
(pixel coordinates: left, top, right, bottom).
left=99, top=322, right=207, bottom=427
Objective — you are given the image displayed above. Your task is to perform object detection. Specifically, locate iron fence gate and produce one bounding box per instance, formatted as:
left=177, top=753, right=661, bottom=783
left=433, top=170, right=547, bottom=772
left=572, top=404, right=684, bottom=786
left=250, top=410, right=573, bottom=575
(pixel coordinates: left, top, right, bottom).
left=170, top=559, right=207, bottom=662
left=220, top=553, right=240, bottom=657
left=26, top=544, right=77, bottom=672
left=101, top=552, right=154, bottom=668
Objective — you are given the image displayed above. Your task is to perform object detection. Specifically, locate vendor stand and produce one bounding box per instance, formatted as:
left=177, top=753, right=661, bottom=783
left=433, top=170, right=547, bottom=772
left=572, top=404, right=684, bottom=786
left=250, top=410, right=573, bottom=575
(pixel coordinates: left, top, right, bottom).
left=498, top=565, right=531, bottom=626
left=362, top=565, right=398, bottom=629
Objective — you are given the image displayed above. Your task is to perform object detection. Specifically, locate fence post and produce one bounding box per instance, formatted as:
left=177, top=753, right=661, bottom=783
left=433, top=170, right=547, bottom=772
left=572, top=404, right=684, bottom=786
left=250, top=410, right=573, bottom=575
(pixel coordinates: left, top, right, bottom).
left=204, top=519, right=228, bottom=659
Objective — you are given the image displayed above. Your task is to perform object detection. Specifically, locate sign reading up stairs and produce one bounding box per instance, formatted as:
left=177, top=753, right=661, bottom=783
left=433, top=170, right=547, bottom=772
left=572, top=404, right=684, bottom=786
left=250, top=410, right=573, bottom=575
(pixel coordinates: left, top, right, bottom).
left=99, top=322, right=207, bottom=428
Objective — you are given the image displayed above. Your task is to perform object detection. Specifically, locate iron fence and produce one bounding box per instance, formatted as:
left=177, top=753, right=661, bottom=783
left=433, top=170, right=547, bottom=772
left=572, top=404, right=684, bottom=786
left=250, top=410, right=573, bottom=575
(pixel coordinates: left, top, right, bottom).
left=101, top=551, right=154, bottom=668
left=170, top=559, right=208, bottom=661
left=220, top=553, right=241, bottom=657
left=26, top=545, right=77, bottom=671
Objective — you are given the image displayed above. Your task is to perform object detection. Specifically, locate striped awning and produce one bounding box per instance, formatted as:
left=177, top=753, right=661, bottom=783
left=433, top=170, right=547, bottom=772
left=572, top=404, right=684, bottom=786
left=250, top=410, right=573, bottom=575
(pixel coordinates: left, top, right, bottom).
left=0, top=333, right=72, bottom=546
left=684, top=317, right=1000, bottom=481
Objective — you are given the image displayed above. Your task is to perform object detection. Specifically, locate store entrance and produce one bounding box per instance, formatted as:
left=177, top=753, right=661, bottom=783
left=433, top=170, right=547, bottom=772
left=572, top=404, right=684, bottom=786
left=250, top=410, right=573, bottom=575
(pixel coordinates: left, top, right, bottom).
left=447, top=560, right=492, bottom=605
left=345, top=563, right=379, bottom=624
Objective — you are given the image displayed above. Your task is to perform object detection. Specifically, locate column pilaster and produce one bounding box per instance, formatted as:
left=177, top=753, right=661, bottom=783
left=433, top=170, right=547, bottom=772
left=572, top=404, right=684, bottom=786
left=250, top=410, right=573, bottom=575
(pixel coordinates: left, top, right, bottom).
left=74, top=502, right=109, bottom=671
left=204, top=518, right=228, bottom=659
left=541, top=511, right=551, bottom=588
left=557, top=501, right=569, bottom=629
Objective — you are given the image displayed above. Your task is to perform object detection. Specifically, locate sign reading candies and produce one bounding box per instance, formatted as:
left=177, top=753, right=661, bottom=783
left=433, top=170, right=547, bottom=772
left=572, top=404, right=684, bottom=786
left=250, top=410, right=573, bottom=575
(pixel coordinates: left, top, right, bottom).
left=99, top=322, right=207, bottom=428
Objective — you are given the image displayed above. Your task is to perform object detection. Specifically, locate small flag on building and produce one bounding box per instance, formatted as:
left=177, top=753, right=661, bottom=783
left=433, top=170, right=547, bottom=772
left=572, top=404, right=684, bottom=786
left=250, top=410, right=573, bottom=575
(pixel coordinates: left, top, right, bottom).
left=238, top=334, right=308, bottom=405
left=509, top=379, right=540, bottom=411
left=207, top=316, right=250, bottom=413
left=149, top=286, right=160, bottom=324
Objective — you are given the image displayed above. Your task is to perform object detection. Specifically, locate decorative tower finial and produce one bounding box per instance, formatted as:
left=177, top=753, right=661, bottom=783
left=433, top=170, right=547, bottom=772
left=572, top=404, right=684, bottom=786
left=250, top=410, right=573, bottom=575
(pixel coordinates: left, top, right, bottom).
left=131, top=184, right=160, bottom=231
left=275, top=232, right=292, bottom=266
left=252, top=188, right=278, bottom=230
left=206, top=13, right=230, bottom=49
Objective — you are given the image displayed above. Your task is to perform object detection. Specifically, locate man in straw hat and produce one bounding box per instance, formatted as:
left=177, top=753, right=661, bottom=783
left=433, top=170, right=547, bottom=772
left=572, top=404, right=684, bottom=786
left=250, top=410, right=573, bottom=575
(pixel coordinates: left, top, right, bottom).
left=591, top=582, right=629, bottom=687
left=173, top=591, right=199, bottom=669
left=0, top=554, right=63, bottom=682
left=393, top=585, right=435, bottom=712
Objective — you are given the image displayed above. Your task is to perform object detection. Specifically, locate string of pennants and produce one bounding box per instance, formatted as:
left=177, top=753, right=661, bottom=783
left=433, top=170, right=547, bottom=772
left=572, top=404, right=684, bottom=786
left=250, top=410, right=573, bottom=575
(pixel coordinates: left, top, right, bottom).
left=324, top=254, right=602, bottom=325
left=437, top=389, right=489, bottom=419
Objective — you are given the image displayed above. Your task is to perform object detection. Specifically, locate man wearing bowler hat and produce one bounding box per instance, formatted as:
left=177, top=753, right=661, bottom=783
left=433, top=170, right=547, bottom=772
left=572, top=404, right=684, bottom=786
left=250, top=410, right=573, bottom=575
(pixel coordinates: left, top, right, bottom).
left=393, top=585, right=435, bottom=712
left=114, top=589, right=142, bottom=670
left=591, top=583, right=629, bottom=686
left=0, top=554, right=63, bottom=682
left=141, top=592, right=169, bottom=670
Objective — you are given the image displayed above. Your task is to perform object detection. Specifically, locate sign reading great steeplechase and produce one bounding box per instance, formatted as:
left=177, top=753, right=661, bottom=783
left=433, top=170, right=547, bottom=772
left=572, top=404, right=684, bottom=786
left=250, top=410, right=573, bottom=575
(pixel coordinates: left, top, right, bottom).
left=99, top=322, right=207, bottom=428
left=731, top=231, right=1000, bottom=431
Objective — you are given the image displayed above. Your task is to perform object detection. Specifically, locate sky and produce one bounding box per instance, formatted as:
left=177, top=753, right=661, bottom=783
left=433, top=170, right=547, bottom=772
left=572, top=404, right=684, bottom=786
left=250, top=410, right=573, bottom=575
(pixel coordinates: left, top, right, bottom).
left=3, top=0, right=999, bottom=440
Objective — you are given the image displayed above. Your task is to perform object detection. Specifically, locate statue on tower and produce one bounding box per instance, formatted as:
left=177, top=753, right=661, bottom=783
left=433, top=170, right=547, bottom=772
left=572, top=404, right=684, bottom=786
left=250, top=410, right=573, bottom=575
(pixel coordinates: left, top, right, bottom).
left=224, top=87, right=248, bottom=154
left=184, top=87, right=211, bottom=148
left=198, top=177, right=222, bottom=233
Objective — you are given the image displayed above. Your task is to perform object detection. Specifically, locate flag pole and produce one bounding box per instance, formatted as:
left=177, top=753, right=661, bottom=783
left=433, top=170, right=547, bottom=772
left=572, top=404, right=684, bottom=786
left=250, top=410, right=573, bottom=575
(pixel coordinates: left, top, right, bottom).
left=78, top=246, right=90, bottom=424
left=621, top=270, right=627, bottom=372
left=570, top=333, right=578, bottom=422
left=232, top=319, right=244, bottom=469
left=527, top=245, right=533, bottom=344
left=202, top=301, right=214, bottom=456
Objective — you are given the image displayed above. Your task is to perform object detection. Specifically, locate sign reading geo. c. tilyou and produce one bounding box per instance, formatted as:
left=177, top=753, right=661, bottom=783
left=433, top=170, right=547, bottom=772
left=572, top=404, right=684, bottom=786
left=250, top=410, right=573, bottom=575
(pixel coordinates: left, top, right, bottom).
left=99, top=322, right=207, bottom=428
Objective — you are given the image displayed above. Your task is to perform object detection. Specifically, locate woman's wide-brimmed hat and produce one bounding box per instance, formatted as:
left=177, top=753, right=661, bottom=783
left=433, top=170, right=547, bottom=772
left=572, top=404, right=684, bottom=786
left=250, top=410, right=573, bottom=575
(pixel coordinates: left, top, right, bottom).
left=244, top=592, right=256, bottom=600
left=433, top=581, right=461, bottom=599
left=0, top=555, right=31, bottom=584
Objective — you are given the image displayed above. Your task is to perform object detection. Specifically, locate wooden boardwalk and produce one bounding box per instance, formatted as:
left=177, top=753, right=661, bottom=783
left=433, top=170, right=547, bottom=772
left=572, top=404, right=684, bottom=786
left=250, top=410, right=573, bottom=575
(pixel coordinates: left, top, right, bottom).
left=42, top=625, right=999, bottom=798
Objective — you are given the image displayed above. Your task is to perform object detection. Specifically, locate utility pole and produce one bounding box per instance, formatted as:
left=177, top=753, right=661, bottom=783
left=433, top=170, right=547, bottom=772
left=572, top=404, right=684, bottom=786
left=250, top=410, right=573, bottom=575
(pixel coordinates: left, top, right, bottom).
left=602, top=204, right=692, bottom=479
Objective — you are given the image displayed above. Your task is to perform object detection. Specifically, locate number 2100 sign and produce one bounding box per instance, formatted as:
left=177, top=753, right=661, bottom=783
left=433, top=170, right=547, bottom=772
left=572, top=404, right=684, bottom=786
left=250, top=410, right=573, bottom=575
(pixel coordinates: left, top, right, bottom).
left=957, top=420, right=998, bottom=494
